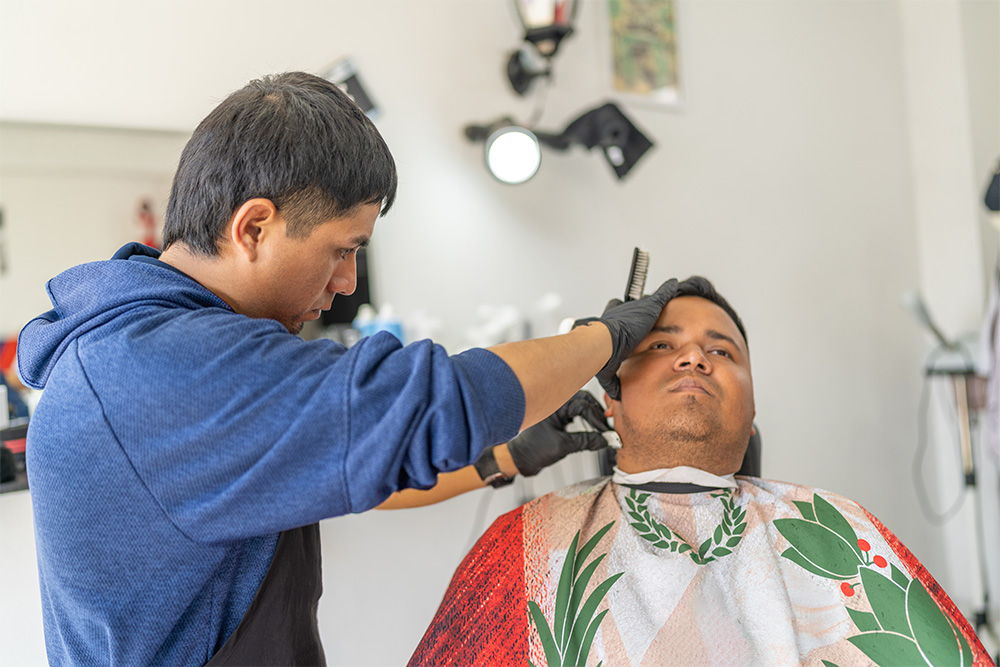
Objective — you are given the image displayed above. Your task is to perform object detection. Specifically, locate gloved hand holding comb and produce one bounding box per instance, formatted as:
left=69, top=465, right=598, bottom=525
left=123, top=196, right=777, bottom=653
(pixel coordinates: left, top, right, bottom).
left=574, top=278, right=679, bottom=400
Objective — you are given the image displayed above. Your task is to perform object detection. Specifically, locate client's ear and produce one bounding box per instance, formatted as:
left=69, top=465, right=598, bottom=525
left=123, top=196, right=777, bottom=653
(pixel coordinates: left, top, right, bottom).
left=603, top=392, right=618, bottom=419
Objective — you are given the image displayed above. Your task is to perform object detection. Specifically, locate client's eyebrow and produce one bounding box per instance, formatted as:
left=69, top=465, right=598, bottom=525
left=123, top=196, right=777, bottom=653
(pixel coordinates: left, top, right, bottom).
left=706, top=329, right=740, bottom=349
left=652, top=325, right=741, bottom=350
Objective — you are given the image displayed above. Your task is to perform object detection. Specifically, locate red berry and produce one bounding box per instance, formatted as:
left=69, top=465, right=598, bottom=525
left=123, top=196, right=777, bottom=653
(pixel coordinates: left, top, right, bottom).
left=857, top=539, right=871, bottom=552
left=841, top=582, right=855, bottom=597
left=873, top=555, right=887, bottom=568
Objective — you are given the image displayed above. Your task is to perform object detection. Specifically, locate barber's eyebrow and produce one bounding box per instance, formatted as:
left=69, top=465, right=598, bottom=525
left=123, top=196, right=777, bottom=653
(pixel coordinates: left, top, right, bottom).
left=651, top=325, right=741, bottom=350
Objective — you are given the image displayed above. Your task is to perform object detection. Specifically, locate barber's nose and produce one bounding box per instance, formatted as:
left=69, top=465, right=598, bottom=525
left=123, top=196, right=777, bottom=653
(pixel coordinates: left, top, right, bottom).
left=674, top=345, right=711, bottom=373
left=329, top=254, right=358, bottom=296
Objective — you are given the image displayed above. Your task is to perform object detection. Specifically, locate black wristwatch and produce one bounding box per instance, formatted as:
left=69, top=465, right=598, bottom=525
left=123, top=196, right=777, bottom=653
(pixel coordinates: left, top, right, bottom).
left=473, top=447, right=515, bottom=488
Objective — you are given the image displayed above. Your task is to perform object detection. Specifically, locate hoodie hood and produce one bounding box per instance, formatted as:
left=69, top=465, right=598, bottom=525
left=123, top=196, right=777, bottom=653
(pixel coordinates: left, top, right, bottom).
left=18, top=243, right=230, bottom=390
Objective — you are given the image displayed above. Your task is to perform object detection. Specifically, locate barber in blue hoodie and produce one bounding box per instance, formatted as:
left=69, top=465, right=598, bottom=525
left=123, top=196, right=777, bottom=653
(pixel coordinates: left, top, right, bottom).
left=16, top=72, right=676, bottom=666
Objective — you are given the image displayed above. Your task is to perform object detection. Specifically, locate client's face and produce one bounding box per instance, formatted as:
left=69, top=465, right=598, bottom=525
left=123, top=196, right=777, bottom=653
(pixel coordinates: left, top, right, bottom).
left=607, top=296, right=755, bottom=475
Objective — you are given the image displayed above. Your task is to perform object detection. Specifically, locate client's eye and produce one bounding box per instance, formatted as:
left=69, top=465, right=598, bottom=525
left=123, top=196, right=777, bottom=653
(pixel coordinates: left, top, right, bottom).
left=650, top=341, right=672, bottom=350
left=710, top=349, right=732, bottom=358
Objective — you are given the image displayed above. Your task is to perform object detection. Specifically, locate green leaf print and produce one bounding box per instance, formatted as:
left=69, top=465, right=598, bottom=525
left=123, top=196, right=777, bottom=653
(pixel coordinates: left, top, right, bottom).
left=949, top=617, right=974, bottom=667
left=527, top=522, right=621, bottom=667
left=566, top=555, right=606, bottom=647
left=847, top=632, right=927, bottom=666
left=626, top=489, right=744, bottom=565
left=698, top=538, right=712, bottom=559
left=577, top=609, right=610, bottom=667
left=813, top=493, right=863, bottom=559
left=774, top=519, right=862, bottom=578
left=890, top=563, right=909, bottom=589
left=779, top=496, right=970, bottom=667
left=780, top=547, right=851, bottom=580
left=859, top=567, right=910, bottom=637
left=794, top=500, right=817, bottom=521
left=846, top=607, right=880, bottom=633
left=907, top=578, right=962, bottom=666
left=528, top=600, right=562, bottom=667
left=565, top=573, right=625, bottom=666
left=553, top=531, right=580, bottom=645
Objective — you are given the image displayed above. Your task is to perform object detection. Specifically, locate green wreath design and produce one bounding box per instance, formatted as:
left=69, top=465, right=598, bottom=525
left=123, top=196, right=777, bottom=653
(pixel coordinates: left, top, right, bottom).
left=625, top=488, right=746, bottom=565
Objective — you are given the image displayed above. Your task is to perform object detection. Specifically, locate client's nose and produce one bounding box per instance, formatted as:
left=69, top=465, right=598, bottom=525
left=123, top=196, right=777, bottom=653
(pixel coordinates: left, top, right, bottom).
left=674, top=345, right=711, bottom=373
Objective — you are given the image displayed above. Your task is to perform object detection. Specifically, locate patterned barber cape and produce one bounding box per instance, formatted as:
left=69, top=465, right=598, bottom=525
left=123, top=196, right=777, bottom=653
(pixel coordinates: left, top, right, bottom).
left=410, top=477, right=991, bottom=666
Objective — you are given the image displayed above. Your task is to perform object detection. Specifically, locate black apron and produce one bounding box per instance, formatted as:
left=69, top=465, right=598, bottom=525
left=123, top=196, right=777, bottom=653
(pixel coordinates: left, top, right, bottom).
left=206, top=523, right=326, bottom=667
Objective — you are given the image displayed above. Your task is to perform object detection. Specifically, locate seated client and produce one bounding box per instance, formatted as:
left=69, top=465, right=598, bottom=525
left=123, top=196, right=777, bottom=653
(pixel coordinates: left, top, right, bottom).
left=409, top=276, right=988, bottom=666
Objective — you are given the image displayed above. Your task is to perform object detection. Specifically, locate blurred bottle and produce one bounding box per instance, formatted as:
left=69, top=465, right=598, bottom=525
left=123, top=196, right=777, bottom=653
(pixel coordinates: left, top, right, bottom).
left=352, top=304, right=404, bottom=343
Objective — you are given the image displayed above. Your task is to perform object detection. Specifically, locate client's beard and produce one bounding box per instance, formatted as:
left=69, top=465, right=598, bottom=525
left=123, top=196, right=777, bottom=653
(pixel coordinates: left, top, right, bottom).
left=616, top=399, right=742, bottom=473
left=620, top=397, right=721, bottom=444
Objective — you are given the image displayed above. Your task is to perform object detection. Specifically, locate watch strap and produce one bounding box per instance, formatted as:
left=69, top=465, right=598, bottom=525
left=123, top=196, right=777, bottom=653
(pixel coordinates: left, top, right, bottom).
left=473, top=447, right=515, bottom=488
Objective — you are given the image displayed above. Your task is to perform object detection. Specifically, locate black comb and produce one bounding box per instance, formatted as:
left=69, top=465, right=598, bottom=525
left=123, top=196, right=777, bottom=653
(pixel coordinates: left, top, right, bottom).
left=624, top=247, right=649, bottom=301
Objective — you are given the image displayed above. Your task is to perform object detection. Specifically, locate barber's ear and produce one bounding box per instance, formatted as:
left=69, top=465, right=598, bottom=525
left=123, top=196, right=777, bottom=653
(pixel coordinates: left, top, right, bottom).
left=228, top=198, right=280, bottom=262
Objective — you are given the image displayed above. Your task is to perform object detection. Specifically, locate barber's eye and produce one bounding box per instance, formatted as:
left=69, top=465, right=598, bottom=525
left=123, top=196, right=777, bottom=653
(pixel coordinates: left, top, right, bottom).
left=710, top=349, right=732, bottom=358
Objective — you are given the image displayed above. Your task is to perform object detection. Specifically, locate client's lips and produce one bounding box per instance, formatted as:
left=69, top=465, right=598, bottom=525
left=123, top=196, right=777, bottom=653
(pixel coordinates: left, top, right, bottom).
left=669, top=377, right=711, bottom=395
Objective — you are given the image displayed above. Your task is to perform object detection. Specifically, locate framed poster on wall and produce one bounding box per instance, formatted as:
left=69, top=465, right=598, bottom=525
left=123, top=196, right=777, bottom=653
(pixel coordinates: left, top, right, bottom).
left=604, top=0, right=683, bottom=108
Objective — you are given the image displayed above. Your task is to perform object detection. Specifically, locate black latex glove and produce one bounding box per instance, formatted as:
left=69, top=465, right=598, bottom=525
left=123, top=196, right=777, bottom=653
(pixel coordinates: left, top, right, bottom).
left=507, top=391, right=611, bottom=477
left=574, top=279, right=679, bottom=400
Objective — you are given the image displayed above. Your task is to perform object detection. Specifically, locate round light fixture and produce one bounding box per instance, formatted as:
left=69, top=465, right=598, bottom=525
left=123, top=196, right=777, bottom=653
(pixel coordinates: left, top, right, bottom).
left=484, top=125, right=541, bottom=184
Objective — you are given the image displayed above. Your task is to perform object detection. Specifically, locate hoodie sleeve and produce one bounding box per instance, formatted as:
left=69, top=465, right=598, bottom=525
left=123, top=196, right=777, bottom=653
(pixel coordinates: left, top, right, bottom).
left=82, top=309, right=525, bottom=542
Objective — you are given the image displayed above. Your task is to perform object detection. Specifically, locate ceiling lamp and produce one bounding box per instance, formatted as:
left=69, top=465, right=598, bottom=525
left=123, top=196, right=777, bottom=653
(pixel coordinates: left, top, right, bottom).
left=464, top=1, right=654, bottom=184
left=483, top=123, right=542, bottom=185
left=465, top=103, right=653, bottom=184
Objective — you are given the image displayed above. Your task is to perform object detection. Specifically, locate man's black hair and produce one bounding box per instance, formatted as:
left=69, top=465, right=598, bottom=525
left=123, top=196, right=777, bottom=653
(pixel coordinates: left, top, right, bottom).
left=163, top=71, right=397, bottom=255
left=675, top=276, right=748, bottom=347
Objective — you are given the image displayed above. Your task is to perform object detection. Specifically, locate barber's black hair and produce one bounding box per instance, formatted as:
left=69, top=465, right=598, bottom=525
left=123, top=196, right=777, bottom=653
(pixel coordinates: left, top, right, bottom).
left=674, top=276, right=748, bottom=347
left=163, top=71, right=397, bottom=255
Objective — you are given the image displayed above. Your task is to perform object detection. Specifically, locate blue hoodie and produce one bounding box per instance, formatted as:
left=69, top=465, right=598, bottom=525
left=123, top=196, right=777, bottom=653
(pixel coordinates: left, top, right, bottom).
left=17, top=243, right=525, bottom=666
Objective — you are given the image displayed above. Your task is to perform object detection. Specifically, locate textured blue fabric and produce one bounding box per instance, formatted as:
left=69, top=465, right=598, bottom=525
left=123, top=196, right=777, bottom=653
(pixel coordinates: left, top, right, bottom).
left=18, top=243, right=525, bottom=666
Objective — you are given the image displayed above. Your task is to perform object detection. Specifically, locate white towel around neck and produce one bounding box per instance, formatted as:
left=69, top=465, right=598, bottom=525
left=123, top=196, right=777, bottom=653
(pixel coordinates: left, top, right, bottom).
left=612, top=465, right=737, bottom=489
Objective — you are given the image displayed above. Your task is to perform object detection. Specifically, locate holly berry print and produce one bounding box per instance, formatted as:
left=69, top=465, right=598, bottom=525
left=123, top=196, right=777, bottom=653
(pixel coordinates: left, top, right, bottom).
left=776, top=493, right=975, bottom=666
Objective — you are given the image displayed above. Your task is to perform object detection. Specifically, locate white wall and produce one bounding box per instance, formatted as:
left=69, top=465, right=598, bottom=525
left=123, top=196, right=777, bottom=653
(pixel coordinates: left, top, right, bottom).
left=0, top=1, right=997, bottom=665
left=0, top=123, right=189, bottom=334
left=898, top=0, right=1000, bottom=644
